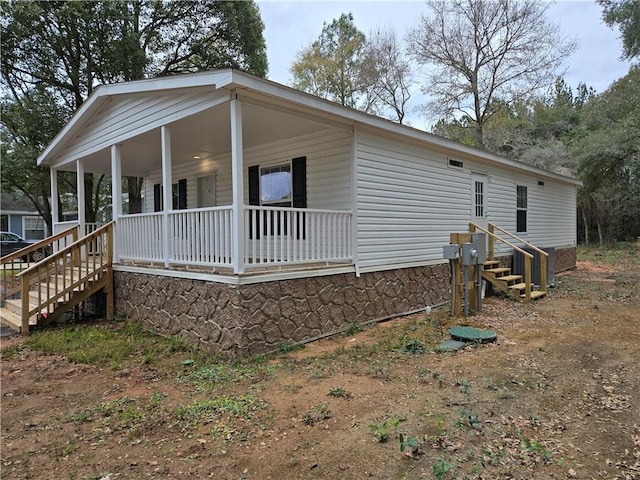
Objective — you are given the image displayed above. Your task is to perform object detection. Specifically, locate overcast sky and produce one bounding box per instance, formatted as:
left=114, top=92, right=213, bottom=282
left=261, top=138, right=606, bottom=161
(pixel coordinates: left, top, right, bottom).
left=256, top=0, right=632, bottom=129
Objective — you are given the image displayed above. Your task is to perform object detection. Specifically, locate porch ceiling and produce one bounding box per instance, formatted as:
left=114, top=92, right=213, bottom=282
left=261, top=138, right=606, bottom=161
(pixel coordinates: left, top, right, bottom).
left=70, top=101, right=333, bottom=177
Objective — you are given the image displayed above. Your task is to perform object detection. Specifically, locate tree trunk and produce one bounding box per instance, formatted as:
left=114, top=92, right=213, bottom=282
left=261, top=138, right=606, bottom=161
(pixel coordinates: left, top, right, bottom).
left=596, top=217, right=604, bottom=246
left=127, top=177, right=144, bottom=214
left=582, top=209, right=589, bottom=245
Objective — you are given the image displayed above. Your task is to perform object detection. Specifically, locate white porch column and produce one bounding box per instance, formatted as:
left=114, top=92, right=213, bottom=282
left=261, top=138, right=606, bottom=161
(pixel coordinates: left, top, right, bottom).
left=161, top=125, right=172, bottom=268
left=110, top=145, right=122, bottom=263
left=50, top=168, right=59, bottom=235
left=230, top=97, right=245, bottom=274
left=76, top=159, right=86, bottom=236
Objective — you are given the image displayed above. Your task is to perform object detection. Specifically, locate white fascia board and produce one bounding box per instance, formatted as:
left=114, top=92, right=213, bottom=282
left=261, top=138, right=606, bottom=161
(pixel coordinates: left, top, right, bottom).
left=37, top=69, right=234, bottom=167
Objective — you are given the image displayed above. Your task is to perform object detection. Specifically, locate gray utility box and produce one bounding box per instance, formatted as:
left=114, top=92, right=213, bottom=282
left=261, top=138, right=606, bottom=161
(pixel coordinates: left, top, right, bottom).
left=461, top=243, right=478, bottom=266
left=443, top=244, right=460, bottom=259
left=471, top=232, right=487, bottom=264
left=512, top=247, right=555, bottom=286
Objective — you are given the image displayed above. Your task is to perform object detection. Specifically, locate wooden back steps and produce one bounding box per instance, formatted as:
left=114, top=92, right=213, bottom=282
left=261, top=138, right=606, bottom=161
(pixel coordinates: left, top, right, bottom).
left=0, top=223, right=113, bottom=335
left=469, top=222, right=548, bottom=303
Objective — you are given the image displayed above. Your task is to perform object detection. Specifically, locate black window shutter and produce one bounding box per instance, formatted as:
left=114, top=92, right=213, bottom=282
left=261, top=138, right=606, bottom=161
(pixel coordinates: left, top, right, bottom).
left=292, top=156, right=307, bottom=208
left=248, top=166, right=260, bottom=206
left=178, top=179, right=187, bottom=209
left=153, top=184, right=161, bottom=212
left=248, top=165, right=260, bottom=239
left=292, top=156, right=307, bottom=239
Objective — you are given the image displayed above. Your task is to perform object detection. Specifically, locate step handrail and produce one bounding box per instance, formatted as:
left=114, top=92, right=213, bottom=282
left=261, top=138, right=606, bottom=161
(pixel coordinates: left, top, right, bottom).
left=1, top=225, right=79, bottom=301
left=489, top=223, right=549, bottom=259
left=469, top=222, right=547, bottom=300
left=17, top=222, right=113, bottom=334
left=468, top=223, right=533, bottom=259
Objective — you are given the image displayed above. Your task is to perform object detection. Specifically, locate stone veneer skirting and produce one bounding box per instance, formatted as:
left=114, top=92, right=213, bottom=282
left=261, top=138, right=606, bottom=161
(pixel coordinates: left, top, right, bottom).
left=114, top=247, right=576, bottom=358
left=114, top=264, right=451, bottom=358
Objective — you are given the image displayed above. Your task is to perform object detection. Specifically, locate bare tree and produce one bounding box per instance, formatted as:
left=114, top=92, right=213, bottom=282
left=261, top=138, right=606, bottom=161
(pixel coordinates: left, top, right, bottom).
left=407, top=0, right=575, bottom=148
left=364, top=28, right=414, bottom=124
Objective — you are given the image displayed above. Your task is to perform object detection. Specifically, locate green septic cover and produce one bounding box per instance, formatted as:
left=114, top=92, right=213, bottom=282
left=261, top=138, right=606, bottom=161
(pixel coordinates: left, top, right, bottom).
left=448, top=326, right=497, bottom=343
left=436, top=340, right=468, bottom=352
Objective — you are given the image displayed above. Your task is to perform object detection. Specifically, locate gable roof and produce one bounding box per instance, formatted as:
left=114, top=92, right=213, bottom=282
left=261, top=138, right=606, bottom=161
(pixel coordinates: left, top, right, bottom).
left=38, top=69, right=580, bottom=186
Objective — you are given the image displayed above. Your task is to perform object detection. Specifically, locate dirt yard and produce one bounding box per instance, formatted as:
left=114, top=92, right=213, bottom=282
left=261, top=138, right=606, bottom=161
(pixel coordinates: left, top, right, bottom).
left=2, top=246, right=639, bottom=480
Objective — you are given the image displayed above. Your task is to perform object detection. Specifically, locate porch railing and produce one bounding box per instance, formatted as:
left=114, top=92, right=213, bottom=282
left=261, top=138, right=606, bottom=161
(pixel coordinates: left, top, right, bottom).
left=118, top=212, right=164, bottom=262
left=118, top=207, right=233, bottom=267
left=116, top=206, right=352, bottom=270
left=169, top=207, right=233, bottom=266
left=245, top=206, right=352, bottom=266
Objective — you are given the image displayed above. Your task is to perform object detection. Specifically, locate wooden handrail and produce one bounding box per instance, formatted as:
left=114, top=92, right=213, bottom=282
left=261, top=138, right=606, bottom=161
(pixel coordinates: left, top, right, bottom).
left=17, top=223, right=111, bottom=278
left=0, top=224, right=78, bottom=264
left=489, top=223, right=549, bottom=258
left=469, top=223, right=533, bottom=259
left=1, top=225, right=79, bottom=303
left=18, top=222, right=113, bottom=335
left=469, top=222, right=547, bottom=298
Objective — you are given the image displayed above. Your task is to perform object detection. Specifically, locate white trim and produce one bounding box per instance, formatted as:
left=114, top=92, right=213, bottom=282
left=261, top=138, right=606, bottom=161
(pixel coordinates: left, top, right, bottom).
left=111, top=145, right=123, bottom=262
left=37, top=70, right=233, bottom=166
left=76, top=160, right=85, bottom=233
left=230, top=97, right=245, bottom=274
left=50, top=168, right=59, bottom=224
left=351, top=125, right=360, bottom=277
left=113, top=263, right=356, bottom=286
left=161, top=126, right=172, bottom=268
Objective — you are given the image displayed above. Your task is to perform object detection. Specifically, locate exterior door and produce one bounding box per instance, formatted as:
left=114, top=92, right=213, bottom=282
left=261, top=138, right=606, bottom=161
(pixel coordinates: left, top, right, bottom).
left=197, top=174, right=216, bottom=208
left=471, top=173, right=488, bottom=231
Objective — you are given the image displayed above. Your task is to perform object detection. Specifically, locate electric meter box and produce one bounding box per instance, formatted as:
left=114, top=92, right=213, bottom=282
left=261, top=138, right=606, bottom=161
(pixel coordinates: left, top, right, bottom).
left=461, top=243, right=478, bottom=266
left=471, top=232, right=487, bottom=263
left=443, top=244, right=460, bottom=259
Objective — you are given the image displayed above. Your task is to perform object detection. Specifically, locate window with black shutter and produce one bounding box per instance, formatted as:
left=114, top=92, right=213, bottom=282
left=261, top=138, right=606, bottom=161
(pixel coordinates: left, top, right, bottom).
left=247, top=157, right=307, bottom=238
left=154, top=179, right=187, bottom=211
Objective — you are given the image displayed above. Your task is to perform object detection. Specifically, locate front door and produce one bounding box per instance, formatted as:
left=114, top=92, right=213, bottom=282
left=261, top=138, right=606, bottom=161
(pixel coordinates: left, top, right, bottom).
left=197, top=174, right=216, bottom=208
left=470, top=173, right=488, bottom=231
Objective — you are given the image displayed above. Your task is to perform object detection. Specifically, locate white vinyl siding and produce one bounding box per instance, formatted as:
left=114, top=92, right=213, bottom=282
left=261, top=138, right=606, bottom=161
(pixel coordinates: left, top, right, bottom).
left=57, top=89, right=229, bottom=167
left=355, top=130, right=471, bottom=269
left=355, top=128, right=577, bottom=270
left=143, top=129, right=352, bottom=212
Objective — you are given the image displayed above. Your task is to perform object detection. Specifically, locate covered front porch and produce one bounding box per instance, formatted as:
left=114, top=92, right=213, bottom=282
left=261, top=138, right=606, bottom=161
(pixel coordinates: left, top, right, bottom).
left=44, top=72, right=355, bottom=277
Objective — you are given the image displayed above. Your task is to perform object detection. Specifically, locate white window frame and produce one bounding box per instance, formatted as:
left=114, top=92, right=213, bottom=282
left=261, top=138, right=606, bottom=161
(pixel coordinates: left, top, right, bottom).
left=260, top=163, right=292, bottom=207
left=23, top=216, right=46, bottom=240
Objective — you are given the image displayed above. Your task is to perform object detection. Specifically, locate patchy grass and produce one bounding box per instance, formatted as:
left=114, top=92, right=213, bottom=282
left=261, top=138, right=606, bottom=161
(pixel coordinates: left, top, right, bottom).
left=174, top=395, right=266, bottom=425
left=578, top=242, right=640, bottom=265
left=178, top=356, right=278, bottom=391
left=24, top=320, right=188, bottom=367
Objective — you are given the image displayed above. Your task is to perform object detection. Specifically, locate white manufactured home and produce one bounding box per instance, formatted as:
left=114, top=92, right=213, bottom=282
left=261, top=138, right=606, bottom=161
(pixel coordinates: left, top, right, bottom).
left=6, top=69, right=579, bottom=355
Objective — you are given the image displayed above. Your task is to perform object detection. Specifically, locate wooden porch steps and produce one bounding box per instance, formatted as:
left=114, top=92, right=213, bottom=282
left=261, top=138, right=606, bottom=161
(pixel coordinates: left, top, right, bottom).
left=0, top=223, right=113, bottom=335
left=0, top=307, right=36, bottom=332
left=482, top=262, right=546, bottom=302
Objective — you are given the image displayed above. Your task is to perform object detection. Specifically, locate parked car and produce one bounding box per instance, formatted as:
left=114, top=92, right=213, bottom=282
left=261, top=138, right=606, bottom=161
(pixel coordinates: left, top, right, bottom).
left=0, top=231, right=48, bottom=261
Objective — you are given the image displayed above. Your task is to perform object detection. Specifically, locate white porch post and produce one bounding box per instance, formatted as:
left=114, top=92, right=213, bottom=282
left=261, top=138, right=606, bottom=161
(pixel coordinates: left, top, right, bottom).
left=50, top=168, right=59, bottom=235
left=230, top=97, right=245, bottom=274
left=76, top=159, right=86, bottom=237
left=161, top=125, right=172, bottom=268
left=110, top=145, right=122, bottom=263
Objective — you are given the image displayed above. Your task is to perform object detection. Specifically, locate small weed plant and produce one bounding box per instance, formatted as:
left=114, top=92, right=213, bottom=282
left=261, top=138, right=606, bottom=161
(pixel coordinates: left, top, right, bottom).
left=432, top=456, right=455, bottom=480
left=327, top=386, right=350, bottom=398
left=368, top=418, right=399, bottom=443
left=302, top=403, right=331, bottom=425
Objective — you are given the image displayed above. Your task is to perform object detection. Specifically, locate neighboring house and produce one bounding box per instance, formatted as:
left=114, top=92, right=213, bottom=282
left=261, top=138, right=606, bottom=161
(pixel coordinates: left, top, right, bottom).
left=0, top=192, right=49, bottom=240
left=37, top=69, right=579, bottom=356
